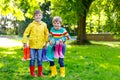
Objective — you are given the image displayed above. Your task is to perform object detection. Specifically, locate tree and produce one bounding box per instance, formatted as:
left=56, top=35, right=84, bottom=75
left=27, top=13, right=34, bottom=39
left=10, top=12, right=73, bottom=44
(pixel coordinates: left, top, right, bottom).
left=0, top=0, right=25, bottom=35
left=51, top=0, right=94, bottom=44
left=86, top=0, right=107, bottom=34
left=77, top=0, right=93, bottom=44
left=40, top=0, right=53, bottom=31
left=0, top=0, right=44, bottom=36
left=1, top=0, right=119, bottom=40
left=104, top=0, right=120, bottom=38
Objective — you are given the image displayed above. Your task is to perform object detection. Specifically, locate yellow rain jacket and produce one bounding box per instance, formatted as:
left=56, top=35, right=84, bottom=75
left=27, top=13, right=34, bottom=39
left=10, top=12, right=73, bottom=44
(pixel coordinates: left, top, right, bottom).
left=22, top=21, right=49, bottom=49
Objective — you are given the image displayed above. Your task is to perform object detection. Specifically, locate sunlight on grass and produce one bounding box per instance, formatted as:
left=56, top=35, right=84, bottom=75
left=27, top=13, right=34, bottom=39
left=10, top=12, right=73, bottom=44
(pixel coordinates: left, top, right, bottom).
left=104, top=43, right=119, bottom=47
left=100, top=63, right=108, bottom=69
left=118, top=56, right=120, bottom=58
left=67, top=45, right=72, bottom=48
left=100, top=63, right=120, bottom=71
left=4, top=52, right=16, bottom=54
left=1, top=54, right=7, bottom=57
left=0, top=63, right=4, bottom=68
left=91, top=41, right=120, bottom=47
left=67, top=51, right=71, bottom=54
left=80, top=56, right=84, bottom=59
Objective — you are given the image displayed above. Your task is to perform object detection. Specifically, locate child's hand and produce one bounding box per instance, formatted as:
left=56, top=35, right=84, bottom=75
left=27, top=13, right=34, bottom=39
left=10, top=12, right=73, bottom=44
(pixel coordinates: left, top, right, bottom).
left=59, top=39, right=63, bottom=44
left=49, top=40, right=53, bottom=46
left=56, top=41, right=59, bottom=45
left=49, top=39, right=55, bottom=46
left=43, top=43, right=48, bottom=48
left=23, top=43, right=27, bottom=48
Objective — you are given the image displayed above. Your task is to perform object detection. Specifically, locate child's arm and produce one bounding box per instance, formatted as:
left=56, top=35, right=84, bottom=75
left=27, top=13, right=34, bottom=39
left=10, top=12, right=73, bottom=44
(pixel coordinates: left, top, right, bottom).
left=49, top=31, right=53, bottom=41
left=61, top=28, right=71, bottom=42
left=22, top=24, right=32, bottom=45
left=43, top=24, right=49, bottom=48
left=44, top=24, right=49, bottom=43
left=48, top=28, right=55, bottom=45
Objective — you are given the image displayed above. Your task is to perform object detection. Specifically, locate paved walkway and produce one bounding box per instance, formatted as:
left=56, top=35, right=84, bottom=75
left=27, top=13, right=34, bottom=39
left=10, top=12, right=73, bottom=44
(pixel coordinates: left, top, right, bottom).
left=0, top=35, right=76, bottom=47
left=0, top=36, right=22, bottom=47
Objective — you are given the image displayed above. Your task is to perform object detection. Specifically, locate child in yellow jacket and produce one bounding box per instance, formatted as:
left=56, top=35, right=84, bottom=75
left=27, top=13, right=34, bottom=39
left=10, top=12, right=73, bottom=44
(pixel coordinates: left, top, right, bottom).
left=22, top=10, right=49, bottom=77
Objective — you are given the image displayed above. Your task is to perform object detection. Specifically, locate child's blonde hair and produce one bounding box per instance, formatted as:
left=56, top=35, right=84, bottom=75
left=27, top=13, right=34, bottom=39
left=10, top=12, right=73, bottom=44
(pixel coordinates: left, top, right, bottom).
left=34, top=10, right=42, bottom=16
left=52, top=16, right=62, bottom=24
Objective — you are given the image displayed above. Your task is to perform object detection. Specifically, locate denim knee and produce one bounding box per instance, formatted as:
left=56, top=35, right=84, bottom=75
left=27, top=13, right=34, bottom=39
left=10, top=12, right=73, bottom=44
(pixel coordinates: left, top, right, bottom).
left=37, top=49, right=42, bottom=66
left=30, top=60, right=35, bottom=66
left=37, top=58, right=42, bottom=66
left=30, top=49, right=36, bottom=66
left=30, top=54, right=35, bottom=66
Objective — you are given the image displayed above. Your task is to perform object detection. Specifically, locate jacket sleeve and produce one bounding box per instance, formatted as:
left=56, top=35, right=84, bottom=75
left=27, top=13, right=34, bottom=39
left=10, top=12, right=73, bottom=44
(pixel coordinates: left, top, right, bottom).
left=22, top=24, right=32, bottom=44
left=44, top=24, right=49, bottom=42
left=48, top=28, right=53, bottom=41
left=62, top=28, right=71, bottom=42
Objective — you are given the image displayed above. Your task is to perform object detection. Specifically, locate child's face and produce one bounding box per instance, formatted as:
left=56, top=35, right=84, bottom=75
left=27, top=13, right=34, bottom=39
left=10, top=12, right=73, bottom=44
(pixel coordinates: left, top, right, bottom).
left=34, top=13, right=42, bottom=22
left=53, top=21, right=61, bottom=30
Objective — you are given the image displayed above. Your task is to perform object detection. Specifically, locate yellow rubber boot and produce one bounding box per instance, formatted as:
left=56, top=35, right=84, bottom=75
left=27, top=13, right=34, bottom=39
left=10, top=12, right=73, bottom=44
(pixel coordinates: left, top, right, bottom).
left=60, top=67, right=65, bottom=77
left=50, top=65, right=57, bottom=77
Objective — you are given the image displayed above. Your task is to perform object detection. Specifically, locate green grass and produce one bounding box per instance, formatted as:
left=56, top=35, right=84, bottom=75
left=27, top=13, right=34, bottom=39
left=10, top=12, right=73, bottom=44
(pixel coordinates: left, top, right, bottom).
left=0, top=39, right=120, bottom=80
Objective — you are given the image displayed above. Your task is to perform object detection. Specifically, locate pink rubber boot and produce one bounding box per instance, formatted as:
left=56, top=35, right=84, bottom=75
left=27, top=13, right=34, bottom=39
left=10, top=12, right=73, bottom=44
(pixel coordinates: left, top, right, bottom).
left=59, top=44, right=64, bottom=58
left=54, top=44, right=59, bottom=58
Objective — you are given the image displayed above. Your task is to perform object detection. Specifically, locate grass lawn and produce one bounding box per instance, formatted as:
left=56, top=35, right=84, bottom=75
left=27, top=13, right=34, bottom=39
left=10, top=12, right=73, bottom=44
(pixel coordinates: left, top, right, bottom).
left=0, top=38, right=120, bottom=80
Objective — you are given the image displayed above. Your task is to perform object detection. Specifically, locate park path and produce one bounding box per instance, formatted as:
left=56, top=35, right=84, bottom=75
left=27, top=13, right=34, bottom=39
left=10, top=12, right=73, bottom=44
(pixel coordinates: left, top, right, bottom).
left=0, top=35, right=76, bottom=47
left=0, top=36, right=22, bottom=47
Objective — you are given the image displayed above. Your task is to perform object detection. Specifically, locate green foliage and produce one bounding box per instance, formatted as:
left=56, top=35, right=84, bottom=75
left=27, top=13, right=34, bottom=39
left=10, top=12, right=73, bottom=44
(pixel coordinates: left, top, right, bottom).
left=86, top=0, right=120, bottom=38
left=51, top=0, right=93, bottom=44
left=51, top=0, right=79, bottom=25
left=0, top=0, right=25, bottom=20
left=86, top=0, right=107, bottom=33
left=0, top=38, right=120, bottom=80
left=51, top=0, right=94, bottom=25
left=1, top=0, right=120, bottom=41
left=0, top=0, right=44, bottom=20
left=18, top=0, right=41, bottom=19
left=18, top=18, right=33, bottom=37
left=103, top=0, right=120, bottom=38
left=40, top=1, right=53, bottom=31
left=18, top=0, right=53, bottom=36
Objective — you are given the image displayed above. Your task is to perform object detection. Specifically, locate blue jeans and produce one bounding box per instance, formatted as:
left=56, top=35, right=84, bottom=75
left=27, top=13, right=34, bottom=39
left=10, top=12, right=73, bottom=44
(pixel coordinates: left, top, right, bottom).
left=50, top=44, right=66, bottom=67
left=30, top=49, right=42, bottom=66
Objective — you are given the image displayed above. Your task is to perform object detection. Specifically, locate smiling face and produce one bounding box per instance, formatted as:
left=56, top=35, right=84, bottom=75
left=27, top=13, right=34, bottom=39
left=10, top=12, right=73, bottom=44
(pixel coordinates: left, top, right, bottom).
left=52, top=16, right=62, bottom=30
left=53, top=21, right=62, bottom=30
left=33, top=10, right=43, bottom=22
left=34, top=13, right=42, bottom=22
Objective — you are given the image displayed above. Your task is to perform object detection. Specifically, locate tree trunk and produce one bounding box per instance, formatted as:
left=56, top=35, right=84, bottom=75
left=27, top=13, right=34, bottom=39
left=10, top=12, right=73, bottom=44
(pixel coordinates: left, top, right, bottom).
left=77, top=0, right=93, bottom=45
left=77, top=13, right=88, bottom=44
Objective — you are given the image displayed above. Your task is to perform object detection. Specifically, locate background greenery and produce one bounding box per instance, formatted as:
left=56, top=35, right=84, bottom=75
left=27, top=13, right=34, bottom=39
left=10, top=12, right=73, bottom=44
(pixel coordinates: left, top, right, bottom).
left=0, top=0, right=120, bottom=79
left=0, top=0, right=120, bottom=44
